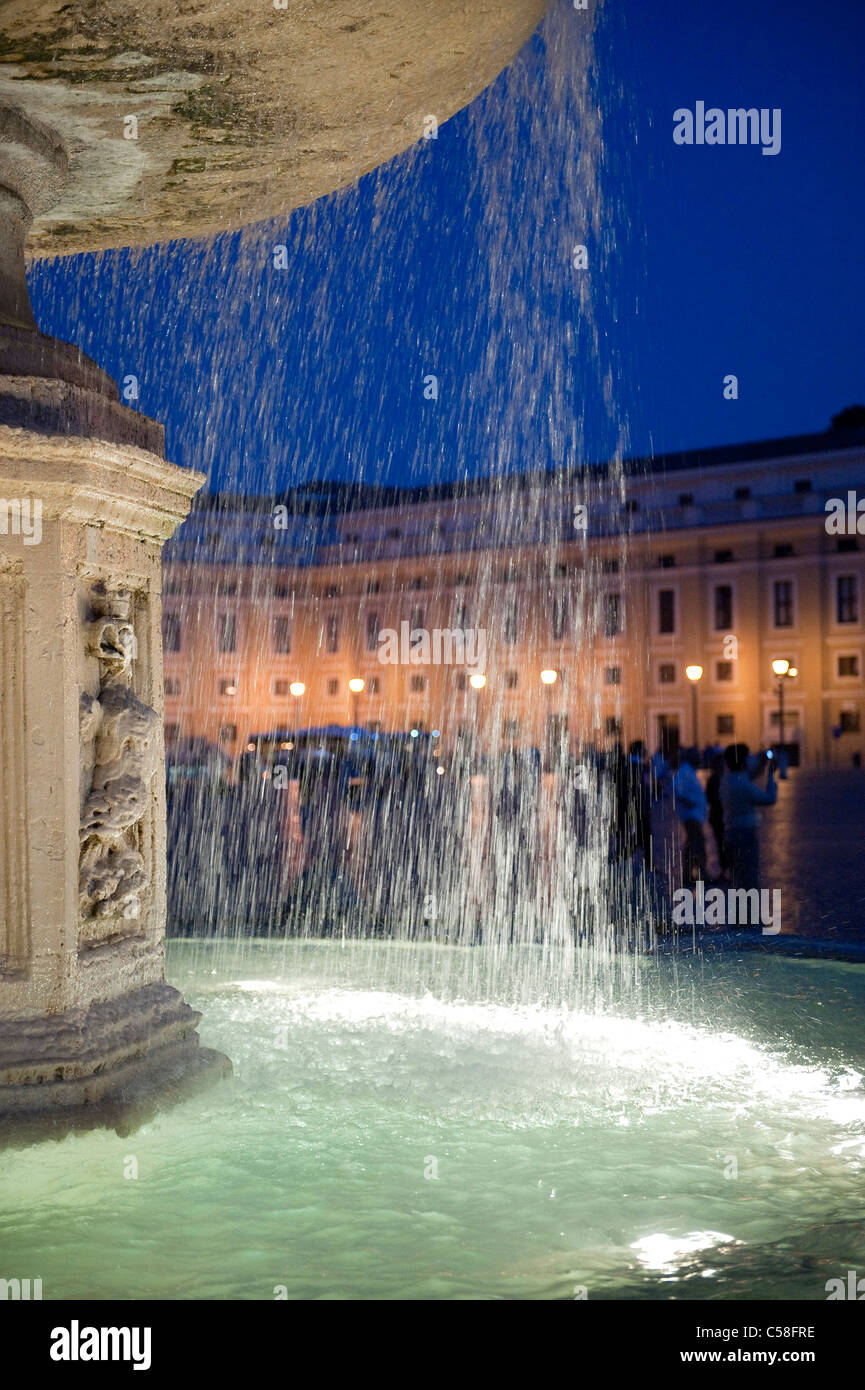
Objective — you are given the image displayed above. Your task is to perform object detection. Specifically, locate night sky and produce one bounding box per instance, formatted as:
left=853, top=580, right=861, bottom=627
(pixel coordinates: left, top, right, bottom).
left=28, top=0, right=865, bottom=496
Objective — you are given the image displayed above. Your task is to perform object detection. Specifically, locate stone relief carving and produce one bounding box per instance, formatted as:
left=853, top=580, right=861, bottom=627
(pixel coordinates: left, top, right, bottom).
left=79, top=581, right=159, bottom=922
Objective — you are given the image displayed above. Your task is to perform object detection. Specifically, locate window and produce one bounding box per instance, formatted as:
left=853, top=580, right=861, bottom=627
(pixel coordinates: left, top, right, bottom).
left=503, top=600, right=518, bottom=645
left=840, top=709, right=861, bottom=733
left=838, top=537, right=859, bottom=553
left=603, top=593, right=621, bottom=638
left=604, top=715, right=622, bottom=737
left=659, top=555, right=676, bottom=569
left=505, top=671, right=518, bottom=690
left=715, top=661, right=734, bottom=682
left=602, top=559, right=619, bottom=574
left=164, top=677, right=180, bottom=696
left=366, top=612, right=379, bottom=652
left=837, top=575, right=858, bottom=624
left=678, top=493, right=694, bottom=507
left=773, top=580, right=794, bottom=628
left=385, top=528, right=401, bottom=539
left=552, top=595, right=568, bottom=641
left=368, top=676, right=380, bottom=695
left=165, top=722, right=179, bottom=743
left=503, top=719, right=521, bottom=738
left=734, top=486, right=751, bottom=501
left=454, top=572, right=472, bottom=587
left=272, top=615, right=291, bottom=654
left=794, top=478, right=812, bottom=493
left=839, top=656, right=860, bottom=678
left=410, top=675, right=426, bottom=693
left=163, top=613, right=182, bottom=652
left=605, top=666, right=621, bottom=685
left=658, top=589, right=676, bottom=635
left=717, top=714, right=735, bottom=736
left=454, top=602, right=469, bottom=630
left=327, top=678, right=339, bottom=696
left=219, top=679, right=238, bottom=696
left=326, top=614, right=339, bottom=653
left=714, top=584, right=733, bottom=631
left=455, top=672, right=468, bottom=691
left=273, top=679, right=289, bottom=696
left=773, top=543, right=794, bottom=558
left=218, top=723, right=236, bottom=744
left=410, top=606, right=424, bottom=633
left=366, top=580, right=381, bottom=594
left=658, top=663, right=676, bottom=685
left=714, top=549, right=733, bottom=564
left=219, top=612, right=236, bottom=653
left=621, top=499, right=639, bottom=514
left=409, top=576, right=426, bottom=590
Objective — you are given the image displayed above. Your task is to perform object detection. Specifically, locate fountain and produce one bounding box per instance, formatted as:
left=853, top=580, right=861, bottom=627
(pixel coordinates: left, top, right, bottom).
left=1, top=0, right=864, bottom=1308
left=0, top=2, right=547, bottom=1136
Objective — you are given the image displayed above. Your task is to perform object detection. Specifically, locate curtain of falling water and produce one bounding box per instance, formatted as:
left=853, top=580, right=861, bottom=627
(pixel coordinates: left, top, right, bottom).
left=28, top=0, right=663, bottom=1009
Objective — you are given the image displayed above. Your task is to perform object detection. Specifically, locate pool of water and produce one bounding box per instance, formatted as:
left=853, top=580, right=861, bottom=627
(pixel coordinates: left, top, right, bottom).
left=2, top=939, right=865, bottom=1300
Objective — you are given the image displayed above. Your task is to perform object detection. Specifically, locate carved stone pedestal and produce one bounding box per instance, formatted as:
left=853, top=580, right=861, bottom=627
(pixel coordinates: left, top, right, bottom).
left=0, top=106, right=230, bottom=1143
left=0, top=339, right=231, bottom=1142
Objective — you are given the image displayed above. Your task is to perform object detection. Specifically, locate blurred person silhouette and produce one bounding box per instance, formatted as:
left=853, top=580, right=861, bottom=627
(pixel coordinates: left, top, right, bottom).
left=721, top=742, right=777, bottom=892
left=673, top=747, right=708, bottom=883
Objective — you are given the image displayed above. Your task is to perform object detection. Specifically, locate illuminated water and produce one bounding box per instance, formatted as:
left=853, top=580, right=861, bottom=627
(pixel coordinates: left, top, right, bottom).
left=2, top=940, right=864, bottom=1301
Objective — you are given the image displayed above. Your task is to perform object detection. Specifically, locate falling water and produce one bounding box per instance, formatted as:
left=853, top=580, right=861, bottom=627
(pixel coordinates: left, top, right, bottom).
left=24, top=0, right=663, bottom=1011
left=13, top=2, right=865, bottom=1302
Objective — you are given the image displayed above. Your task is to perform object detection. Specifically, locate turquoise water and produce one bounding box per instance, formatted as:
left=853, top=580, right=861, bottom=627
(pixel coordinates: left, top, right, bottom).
left=2, top=940, right=865, bottom=1300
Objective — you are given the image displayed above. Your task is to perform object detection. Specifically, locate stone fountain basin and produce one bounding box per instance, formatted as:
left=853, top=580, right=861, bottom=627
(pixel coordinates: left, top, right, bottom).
left=0, top=0, right=545, bottom=257
left=2, top=938, right=864, bottom=1300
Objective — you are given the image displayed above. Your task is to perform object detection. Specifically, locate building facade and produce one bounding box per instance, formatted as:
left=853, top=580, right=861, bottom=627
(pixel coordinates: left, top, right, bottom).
left=162, top=428, right=865, bottom=768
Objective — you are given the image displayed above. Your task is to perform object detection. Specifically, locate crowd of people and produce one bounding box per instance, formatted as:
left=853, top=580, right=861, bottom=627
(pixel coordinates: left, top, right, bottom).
left=608, top=738, right=778, bottom=894
left=165, top=731, right=780, bottom=938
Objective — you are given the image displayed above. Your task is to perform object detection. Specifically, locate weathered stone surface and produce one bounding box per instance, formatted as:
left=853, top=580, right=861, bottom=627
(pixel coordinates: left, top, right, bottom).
left=0, top=0, right=545, bottom=258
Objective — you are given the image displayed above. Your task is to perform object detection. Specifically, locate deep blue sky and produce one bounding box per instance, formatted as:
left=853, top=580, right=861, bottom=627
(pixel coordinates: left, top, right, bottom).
left=28, top=0, right=865, bottom=495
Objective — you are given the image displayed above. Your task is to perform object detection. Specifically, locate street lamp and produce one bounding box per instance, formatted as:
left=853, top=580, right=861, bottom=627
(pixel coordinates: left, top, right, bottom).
left=771, top=659, right=796, bottom=773
left=469, top=672, right=486, bottom=689
left=289, top=681, right=305, bottom=697
left=685, top=664, right=703, bottom=748
left=540, top=669, right=558, bottom=685
left=348, top=676, right=364, bottom=727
